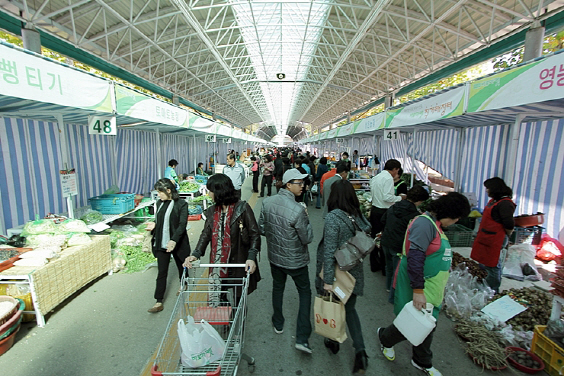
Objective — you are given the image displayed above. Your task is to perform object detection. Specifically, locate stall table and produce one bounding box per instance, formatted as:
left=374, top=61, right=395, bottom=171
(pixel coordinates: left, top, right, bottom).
left=0, top=235, right=111, bottom=327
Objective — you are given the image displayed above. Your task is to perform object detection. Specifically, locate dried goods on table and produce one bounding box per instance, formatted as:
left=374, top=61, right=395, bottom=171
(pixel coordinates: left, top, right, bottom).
left=451, top=252, right=488, bottom=282
left=506, top=347, right=542, bottom=369
left=457, top=316, right=509, bottom=370
left=491, top=288, right=552, bottom=332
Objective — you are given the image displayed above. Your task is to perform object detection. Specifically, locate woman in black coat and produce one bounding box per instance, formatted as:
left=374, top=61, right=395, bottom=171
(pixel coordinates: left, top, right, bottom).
left=145, top=178, right=191, bottom=313
left=184, top=174, right=261, bottom=303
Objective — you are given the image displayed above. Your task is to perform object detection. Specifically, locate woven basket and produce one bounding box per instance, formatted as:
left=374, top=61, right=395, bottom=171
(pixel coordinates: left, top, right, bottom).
left=0, top=296, right=18, bottom=326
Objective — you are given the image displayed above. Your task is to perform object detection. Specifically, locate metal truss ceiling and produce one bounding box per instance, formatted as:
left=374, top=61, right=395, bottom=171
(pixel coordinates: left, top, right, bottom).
left=1, top=0, right=563, bottom=140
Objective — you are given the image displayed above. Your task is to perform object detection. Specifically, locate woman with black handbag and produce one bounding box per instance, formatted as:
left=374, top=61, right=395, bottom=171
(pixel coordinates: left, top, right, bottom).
left=183, top=174, right=261, bottom=305
left=316, top=179, right=371, bottom=374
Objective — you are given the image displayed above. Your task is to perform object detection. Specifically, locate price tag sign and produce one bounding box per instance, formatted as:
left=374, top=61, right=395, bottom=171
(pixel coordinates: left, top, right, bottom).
left=60, top=168, right=78, bottom=197
left=223, top=137, right=232, bottom=144
left=384, top=130, right=399, bottom=141
left=205, top=135, right=216, bottom=142
left=335, top=138, right=344, bottom=143
left=88, top=115, right=117, bottom=135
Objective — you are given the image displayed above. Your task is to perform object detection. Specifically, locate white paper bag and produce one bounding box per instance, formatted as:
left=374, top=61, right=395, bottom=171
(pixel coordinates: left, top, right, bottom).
left=177, top=316, right=226, bottom=368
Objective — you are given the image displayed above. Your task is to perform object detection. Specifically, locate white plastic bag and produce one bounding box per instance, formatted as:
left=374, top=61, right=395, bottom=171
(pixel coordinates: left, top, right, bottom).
left=311, top=183, right=318, bottom=194
left=502, top=244, right=541, bottom=281
left=177, top=316, right=225, bottom=368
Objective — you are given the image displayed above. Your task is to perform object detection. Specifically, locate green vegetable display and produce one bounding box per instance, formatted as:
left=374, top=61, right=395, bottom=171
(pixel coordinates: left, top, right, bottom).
left=179, top=181, right=200, bottom=193
left=118, top=245, right=156, bottom=273
left=81, top=210, right=104, bottom=225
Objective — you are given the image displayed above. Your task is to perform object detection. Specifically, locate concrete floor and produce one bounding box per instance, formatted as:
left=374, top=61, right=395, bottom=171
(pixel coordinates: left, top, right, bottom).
left=0, top=177, right=516, bottom=376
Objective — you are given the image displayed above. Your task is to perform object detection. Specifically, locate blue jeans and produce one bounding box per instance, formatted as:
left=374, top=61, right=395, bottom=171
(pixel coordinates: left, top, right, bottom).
left=345, top=294, right=365, bottom=352
left=316, top=192, right=322, bottom=208
left=270, top=263, right=312, bottom=344
left=481, top=237, right=508, bottom=294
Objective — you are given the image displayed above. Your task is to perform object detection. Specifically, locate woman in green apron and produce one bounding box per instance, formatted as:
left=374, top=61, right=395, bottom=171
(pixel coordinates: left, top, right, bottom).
left=377, top=192, right=470, bottom=376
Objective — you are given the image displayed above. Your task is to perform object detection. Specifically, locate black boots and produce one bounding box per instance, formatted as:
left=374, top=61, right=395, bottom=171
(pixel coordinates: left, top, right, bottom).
left=324, top=338, right=340, bottom=354
left=353, top=350, right=368, bottom=374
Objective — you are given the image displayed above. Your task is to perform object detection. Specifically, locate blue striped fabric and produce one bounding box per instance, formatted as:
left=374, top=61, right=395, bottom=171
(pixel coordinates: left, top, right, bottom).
left=459, top=124, right=511, bottom=210
left=513, top=119, right=564, bottom=239
left=161, top=133, right=191, bottom=177
left=360, top=136, right=377, bottom=157
left=410, top=129, right=460, bottom=180
left=0, top=117, right=65, bottom=233
left=66, top=123, right=115, bottom=207
left=116, top=129, right=159, bottom=194
left=380, top=133, right=420, bottom=175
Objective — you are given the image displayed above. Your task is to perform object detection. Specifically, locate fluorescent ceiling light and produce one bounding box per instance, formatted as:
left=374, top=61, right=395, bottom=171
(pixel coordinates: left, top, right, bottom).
left=230, top=0, right=330, bottom=134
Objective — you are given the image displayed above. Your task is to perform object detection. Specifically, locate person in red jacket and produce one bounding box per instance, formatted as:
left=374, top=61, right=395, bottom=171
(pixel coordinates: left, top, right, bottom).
left=470, top=177, right=516, bottom=293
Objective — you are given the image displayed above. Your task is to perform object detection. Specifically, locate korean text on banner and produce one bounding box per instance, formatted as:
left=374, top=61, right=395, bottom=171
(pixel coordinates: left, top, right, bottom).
left=468, top=53, right=564, bottom=112
left=0, top=44, right=113, bottom=112
left=385, top=86, right=466, bottom=129
left=115, top=85, right=187, bottom=126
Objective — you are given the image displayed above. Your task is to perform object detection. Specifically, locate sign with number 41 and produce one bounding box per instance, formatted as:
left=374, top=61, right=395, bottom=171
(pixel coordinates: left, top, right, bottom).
left=88, top=115, right=117, bottom=135
left=383, top=130, right=399, bottom=141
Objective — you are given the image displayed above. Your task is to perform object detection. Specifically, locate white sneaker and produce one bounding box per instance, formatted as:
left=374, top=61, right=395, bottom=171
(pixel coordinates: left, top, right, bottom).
left=295, top=342, right=313, bottom=354
left=377, top=327, right=395, bottom=361
left=273, top=324, right=283, bottom=334
left=411, top=359, right=442, bottom=376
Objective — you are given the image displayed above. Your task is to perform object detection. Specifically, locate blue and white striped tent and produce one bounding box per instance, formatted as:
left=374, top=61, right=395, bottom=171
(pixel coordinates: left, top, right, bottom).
left=305, top=82, right=564, bottom=241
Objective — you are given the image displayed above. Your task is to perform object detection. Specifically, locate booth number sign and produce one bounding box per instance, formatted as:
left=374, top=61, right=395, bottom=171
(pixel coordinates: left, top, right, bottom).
left=384, top=130, right=399, bottom=141
left=205, top=135, right=216, bottom=142
left=88, top=116, right=117, bottom=136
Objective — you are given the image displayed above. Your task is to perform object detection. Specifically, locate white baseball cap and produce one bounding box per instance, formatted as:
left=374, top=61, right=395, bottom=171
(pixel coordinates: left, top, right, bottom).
left=282, top=168, right=308, bottom=184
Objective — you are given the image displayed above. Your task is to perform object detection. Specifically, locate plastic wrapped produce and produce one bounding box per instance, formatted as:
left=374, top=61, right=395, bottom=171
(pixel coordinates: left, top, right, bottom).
left=22, top=218, right=57, bottom=235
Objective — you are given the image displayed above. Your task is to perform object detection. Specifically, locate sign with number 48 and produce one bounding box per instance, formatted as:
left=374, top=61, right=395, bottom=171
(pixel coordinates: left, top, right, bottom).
left=88, top=115, right=117, bottom=135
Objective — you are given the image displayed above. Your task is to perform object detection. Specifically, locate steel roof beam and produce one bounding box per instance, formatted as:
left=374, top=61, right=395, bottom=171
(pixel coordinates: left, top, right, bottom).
left=298, top=0, right=394, bottom=120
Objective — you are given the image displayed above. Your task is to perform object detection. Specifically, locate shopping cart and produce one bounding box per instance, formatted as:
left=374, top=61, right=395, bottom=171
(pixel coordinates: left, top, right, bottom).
left=151, top=263, right=255, bottom=376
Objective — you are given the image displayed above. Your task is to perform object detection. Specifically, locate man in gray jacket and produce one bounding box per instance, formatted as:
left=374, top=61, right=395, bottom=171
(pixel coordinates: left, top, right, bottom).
left=223, top=153, right=246, bottom=199
left=259, top=168, right=314, bottom=354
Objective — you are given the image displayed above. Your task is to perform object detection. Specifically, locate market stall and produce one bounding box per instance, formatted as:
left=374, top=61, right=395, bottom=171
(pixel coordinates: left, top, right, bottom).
left=0, top=41, right=263, bottom=235
left=302, top=50, right=564, bottom=242
left=0, top=235, right=111, bottom=327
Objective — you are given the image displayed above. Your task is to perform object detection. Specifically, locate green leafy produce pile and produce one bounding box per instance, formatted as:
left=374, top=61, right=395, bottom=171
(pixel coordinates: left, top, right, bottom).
left=118, top=245, right=156, bottom=273
left=80, top=210, right=104, bottom=225
left=191, top=195, right=210, bottom=203
left=179, top=181, right=200, bottom=193
left=109, top=230, right=126, bottom=248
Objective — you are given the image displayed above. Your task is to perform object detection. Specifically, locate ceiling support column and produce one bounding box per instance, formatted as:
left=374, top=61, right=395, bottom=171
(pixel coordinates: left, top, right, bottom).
left=523, top=21, right=545, bottom=62
left=22, top=26, right=41, bottom=54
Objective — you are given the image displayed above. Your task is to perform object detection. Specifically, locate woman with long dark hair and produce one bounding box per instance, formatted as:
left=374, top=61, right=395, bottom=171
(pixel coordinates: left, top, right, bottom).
left=471, top=177, right=516, bottom=293
left=316, top=179, right=370, bottom=373
left=145, top=178, right=190, bottom=313
left=184, top=174, right=261, bottom=304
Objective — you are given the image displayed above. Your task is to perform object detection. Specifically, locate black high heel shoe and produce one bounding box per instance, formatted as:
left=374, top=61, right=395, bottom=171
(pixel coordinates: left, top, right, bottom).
left=324, top=338, right=340, bottom=354
left=353, top=350, right=368, bottom=374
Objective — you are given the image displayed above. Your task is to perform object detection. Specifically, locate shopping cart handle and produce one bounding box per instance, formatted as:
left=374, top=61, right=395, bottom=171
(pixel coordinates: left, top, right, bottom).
left=198, top=263, right=247, bottom=268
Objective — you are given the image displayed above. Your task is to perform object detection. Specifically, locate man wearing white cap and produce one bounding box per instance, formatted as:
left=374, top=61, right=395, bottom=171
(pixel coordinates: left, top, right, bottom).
left=259, top=168, right=314, bottom=354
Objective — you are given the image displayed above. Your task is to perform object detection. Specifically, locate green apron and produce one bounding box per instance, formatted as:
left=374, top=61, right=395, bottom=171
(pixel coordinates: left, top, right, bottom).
left=394, top=214, right=452, bottom=319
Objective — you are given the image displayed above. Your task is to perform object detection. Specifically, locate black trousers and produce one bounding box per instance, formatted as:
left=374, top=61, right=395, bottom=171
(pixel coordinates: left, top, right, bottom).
left=154, top=249, right=184, bottom=301
left=369, top=207, right=388, bottom=272
left=380, top=323, right=435, bottom=369
left=260, top=175, right=273, bottom=197
left=252, top=170, right=259, bottom=192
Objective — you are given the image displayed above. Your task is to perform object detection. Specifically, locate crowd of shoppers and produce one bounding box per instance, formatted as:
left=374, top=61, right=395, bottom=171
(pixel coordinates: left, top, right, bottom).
left=150, top=147, right=509, bottom=376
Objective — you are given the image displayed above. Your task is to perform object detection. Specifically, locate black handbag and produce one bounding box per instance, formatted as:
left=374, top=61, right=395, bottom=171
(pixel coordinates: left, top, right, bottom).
left=334, top=216, right=377, bottom=271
